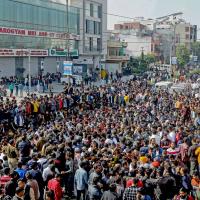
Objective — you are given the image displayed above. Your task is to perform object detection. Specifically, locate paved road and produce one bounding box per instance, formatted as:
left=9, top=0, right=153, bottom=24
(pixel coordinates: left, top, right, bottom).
left=3, top=75, right=134, bottom=102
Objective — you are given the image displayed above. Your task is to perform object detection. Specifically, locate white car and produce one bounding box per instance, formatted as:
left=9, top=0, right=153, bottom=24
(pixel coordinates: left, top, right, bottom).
left=155, top=81, right=173, bottom=90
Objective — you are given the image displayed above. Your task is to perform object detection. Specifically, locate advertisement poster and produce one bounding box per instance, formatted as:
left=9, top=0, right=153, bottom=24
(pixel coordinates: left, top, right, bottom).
left=73, top=65, right=83, bottom=75
left=63, top=61, right=73, bottom=76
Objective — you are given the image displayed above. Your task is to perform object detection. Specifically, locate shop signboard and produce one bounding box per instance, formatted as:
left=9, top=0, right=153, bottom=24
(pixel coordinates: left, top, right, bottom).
left=73, top=65, right=83, bottom=75
left=0, top=26, right=80, bottom=40
left=63, top=61, right=73, bottom=76
left=0, top=49, right=48, bottom=57
left=193, top=56, right=198, bottom=62
left=49, top=49, right=79, bottom=58
left=171, top=57, right=177, bottom=65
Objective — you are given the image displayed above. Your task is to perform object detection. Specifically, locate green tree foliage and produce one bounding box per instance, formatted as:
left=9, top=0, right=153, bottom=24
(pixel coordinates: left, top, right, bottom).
left=176, top=45, right=190, bottom=67
left=127, top=53, right=156, bottom=74
left=144, top=53, right=156, bottom=64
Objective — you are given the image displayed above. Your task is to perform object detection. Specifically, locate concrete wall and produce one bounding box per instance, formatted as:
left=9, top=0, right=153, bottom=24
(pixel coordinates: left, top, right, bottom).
left=0, top=57, right=67, bottom=77
left=0, top=58, right=15, bottom=77
left=119, top=34, right=152, bottom=57
left=105, top=62, right=121, bottom=73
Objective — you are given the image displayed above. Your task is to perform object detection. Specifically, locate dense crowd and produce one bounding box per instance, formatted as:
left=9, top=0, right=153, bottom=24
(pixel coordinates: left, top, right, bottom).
left=0, top=75, right=199, bottom=200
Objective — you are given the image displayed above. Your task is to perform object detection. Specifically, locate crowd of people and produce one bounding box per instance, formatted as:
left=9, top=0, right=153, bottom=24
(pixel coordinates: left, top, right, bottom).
left=0, top=73, right=62, bottom=98
left=0, top=74, right=199, bottom=200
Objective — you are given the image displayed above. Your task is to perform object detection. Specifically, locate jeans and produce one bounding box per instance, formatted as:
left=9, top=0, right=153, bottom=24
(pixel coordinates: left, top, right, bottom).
left=77, top=190, right=86, bottom=200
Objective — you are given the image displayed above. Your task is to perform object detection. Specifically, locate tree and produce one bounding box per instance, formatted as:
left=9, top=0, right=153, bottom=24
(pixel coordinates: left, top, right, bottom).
left=128, top=56, right=139, bottom=68
left=144, top=53, right=156, bottom=64
left=176, top=45, right=190, bottom=67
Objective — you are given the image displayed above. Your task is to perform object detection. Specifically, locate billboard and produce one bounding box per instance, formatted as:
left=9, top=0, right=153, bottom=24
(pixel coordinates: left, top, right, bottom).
left=63, top=61, right=73, bottom=76
left=0, top=26, right=80, bottom=40
left=49, top=49, right=79, bottom=59
left=171, top=57, right=177, bottom=65
left=73, top=65, right=83, bottom=75
left=0, top=49, right=48, bottom=57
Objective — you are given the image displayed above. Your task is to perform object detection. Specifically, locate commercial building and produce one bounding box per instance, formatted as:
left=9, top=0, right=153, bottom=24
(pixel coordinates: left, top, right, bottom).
left=69, top=0, right=107, bottom=75
left=0, top=0, right=107, bottom=77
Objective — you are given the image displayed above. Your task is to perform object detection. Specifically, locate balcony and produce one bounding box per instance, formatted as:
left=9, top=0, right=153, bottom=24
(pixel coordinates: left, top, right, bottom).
left=107, top=40, right=128, bottom=48
left=106, top=55, right=129, bottom=61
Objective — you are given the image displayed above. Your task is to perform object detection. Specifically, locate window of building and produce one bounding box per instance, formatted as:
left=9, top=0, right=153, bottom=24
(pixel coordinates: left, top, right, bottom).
left=89, top=37, right=93, bottom=51
left=90, top=20, right=94, bottom=34
left=86, top=3, right=90, bottom=17
left=98, top=22, right=102, bottom=34
left=86, top=20, right=95, bottom=34
left=185, top=34, right=190, bottom=40
left=97, top=38, right=101, bottom=51
left=98, top=6, right=102, bottom=18
left=94, top=21, right=97, bottom=34
left=94, top=21, right=101, bottom=35
left=93, top=38, right=97, bottom=51
left=85, top=37, right=89, bottom=52
left=185, top=27, right=190, bottom=32
left=86, top=20, right=90, bottom=33
left=90, top=3, right=93, bottom=17
left=93, top=4, right=98, bottom=18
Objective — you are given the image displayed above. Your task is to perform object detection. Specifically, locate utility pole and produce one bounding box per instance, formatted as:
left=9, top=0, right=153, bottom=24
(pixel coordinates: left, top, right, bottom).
left=28, top=49, right=31, bottom=94
left=66, top=0, right=70, bottom=61
left=141, top=47, right=144, bottom=60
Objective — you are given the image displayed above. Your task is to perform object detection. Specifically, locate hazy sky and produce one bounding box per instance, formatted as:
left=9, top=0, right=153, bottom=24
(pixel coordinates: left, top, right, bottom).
left=108, top=0, right=199, bottom=37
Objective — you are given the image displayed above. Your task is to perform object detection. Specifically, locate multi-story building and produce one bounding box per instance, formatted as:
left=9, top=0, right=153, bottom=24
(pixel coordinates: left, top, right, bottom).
left=0, top=0, right=80, bottom=77
left=105, top=32, right=129, bottom=73
left=175, top=23, right=197, bottom=49
left=69, top=0, right=107, bottom=75
left=113, top=21, right=161, bottom=58
left=0, top=0, right=107, bottom=77
left=155, top=13, right=197, bottom=64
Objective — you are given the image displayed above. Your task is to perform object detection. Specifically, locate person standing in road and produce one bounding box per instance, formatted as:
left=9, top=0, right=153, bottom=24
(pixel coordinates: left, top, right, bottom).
left=15, top=81, right=19, bottom=97
left=9, top=82, right=14, bottom=97
left=18, top=82, right=24, bottom=98
left=74, top=161, right=88, bottom=200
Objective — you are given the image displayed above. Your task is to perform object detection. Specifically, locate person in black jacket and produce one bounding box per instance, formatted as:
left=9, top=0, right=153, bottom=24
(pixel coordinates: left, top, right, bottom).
left=17, top=135, right=31, bottom=165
